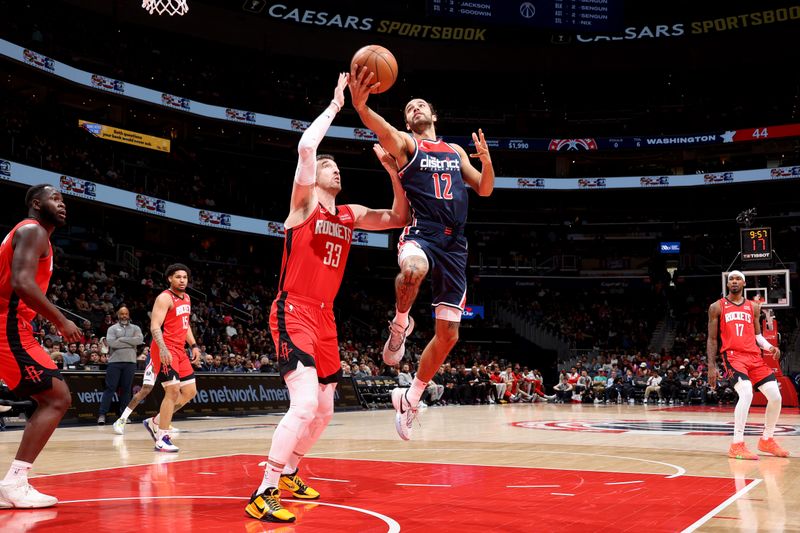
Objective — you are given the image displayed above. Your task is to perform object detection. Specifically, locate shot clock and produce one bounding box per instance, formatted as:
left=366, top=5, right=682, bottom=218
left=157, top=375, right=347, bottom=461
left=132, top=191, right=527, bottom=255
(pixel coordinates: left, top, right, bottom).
left=740, top=227, right=772, bottom=261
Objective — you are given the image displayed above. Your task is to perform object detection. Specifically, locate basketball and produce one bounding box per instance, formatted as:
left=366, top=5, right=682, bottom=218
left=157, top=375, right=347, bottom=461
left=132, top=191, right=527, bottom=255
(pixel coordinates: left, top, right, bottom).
left=350, top=45, right=397, bottom=94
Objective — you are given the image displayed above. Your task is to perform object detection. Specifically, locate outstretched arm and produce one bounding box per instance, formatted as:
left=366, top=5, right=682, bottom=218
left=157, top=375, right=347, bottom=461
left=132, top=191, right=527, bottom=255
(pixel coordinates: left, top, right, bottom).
left=455, top=129, right=494, bottom=197
left=348, top=65, right=414, bottom=163
left=351, top=144, right=410, bottom=230
left=289, top=73, right=348, bottom=214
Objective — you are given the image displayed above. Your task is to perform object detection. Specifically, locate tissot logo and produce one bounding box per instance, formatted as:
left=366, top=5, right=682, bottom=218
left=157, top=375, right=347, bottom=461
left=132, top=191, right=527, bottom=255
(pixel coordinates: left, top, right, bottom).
left=511, top=419, right=800, bottom=436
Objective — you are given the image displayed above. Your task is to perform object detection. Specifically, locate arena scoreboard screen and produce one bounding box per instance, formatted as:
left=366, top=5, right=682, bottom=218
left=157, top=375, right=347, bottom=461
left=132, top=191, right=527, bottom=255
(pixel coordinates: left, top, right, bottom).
left=426, top=0, right=623, bottom=31
left=740, top=227, right=772, bottom=261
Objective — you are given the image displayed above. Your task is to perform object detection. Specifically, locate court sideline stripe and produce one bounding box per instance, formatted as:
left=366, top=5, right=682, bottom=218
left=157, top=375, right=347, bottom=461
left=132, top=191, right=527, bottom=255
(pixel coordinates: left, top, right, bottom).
left=680, top=478, right=763, bottom=533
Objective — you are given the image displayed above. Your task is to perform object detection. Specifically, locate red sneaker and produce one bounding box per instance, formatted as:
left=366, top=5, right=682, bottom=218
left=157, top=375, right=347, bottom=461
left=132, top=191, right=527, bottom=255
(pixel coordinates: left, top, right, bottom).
left=758, top=438, right=790, bottom=457
left=728, top=441, right=758, bottom=460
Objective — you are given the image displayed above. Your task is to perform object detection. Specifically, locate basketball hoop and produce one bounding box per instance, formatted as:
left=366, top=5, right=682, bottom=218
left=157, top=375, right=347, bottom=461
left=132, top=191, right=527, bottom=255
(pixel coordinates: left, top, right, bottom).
left=142, top=0, right=188, bottom=16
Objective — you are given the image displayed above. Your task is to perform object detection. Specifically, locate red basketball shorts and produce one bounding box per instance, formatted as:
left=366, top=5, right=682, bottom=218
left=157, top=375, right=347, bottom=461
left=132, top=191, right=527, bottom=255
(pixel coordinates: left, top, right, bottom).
left=0, top=314, right=62, bottom=397
left=270, top=292, right=341, bottom=384
left=150, top=341, right=195, bottom=386
left=722, top=350, right=776, bottom=389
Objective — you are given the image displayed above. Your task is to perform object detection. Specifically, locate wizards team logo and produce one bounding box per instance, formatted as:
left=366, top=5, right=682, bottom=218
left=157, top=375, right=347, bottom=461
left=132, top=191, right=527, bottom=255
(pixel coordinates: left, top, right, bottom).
left=512, top=419, right=800, bottom=436
left=548, top=138, right=598, bottom=151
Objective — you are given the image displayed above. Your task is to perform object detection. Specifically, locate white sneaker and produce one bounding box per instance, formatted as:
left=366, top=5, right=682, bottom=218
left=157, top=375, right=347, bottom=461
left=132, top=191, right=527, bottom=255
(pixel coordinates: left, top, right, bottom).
left=391, top=387, right=419, bottom=441
left=0, top=479, right=58, bottom=508
left=113, top=417, right=127, bottom=435
left=154, top=435, right=179, bottom=453
left=143, top=417, right=158, bottom=442
left=382, top=316, right=414, bottom=366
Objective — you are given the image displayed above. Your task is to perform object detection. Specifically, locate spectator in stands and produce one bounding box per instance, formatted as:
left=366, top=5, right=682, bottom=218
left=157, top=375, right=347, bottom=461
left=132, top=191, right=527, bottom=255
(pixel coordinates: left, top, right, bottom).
left=553, top=373, right=573, bottom=403
left=397, top=364, right=413, bottom=387
left=644, top=370, right=663, bottom=404
left=62, top=343, right=80, bottom=368
left=592, top=369, right=608, bottom=403
left=660, top=369, right=681, bottom=405
left=686, top=371, right=707, bottom=404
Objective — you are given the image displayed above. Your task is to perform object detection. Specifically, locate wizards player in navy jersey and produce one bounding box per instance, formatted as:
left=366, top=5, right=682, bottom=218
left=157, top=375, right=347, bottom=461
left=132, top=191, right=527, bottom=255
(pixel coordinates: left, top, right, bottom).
left=349, top=66, right=494, bottom=441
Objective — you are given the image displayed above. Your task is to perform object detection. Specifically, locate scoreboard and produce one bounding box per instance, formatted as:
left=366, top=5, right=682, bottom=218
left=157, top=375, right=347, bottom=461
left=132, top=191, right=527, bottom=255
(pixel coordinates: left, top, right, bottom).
left=740, top=227, right=772, bottom=262
left=426, top=0, right=623, bottom=32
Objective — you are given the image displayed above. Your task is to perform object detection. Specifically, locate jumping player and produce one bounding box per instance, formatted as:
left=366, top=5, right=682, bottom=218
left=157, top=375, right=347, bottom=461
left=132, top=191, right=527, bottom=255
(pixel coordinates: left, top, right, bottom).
left=0, top=184, right=81, bottom=508
left=348, top=65, right=494, bottom=440
left=245, top=73, right=409, bottom=524
left=142, top=264, right=200, bottom=452
left=708, top=270, right=788, bottom=459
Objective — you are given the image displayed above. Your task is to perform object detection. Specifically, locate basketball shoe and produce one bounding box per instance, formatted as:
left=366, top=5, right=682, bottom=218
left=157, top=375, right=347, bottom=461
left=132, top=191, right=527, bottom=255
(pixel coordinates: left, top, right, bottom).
left=758, top=438, right=790, bottom=457
left=154, top=434, right=179, bottom=453
left=143, top=417, right=158, bottom=441
left=279, top=470, right=320, bottom=499
left=383, top=316, right=414, bottom=366
left=245, top=487, right=296, bottom=523
left=113, top=417, right=127, bottom=435
left=391, top=387, right=419, bottom=441
left=728, top=441, right=758, bottom=460
left=0, top=479, right=58, bottom=508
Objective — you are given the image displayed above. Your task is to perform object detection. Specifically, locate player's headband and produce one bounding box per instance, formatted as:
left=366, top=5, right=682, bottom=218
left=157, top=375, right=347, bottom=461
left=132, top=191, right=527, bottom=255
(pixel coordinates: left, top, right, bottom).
left=727, top=270, right=745, bottom=282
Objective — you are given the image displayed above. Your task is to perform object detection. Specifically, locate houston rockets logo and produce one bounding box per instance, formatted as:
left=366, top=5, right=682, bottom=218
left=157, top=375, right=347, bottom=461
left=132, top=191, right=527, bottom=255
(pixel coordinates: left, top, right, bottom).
left=511, top=419, right=800, bottom=436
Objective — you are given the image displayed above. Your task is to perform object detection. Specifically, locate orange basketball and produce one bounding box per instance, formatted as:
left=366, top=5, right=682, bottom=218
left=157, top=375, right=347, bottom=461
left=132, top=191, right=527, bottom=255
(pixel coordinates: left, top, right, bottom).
left=350, top=45, right=397, bottom=94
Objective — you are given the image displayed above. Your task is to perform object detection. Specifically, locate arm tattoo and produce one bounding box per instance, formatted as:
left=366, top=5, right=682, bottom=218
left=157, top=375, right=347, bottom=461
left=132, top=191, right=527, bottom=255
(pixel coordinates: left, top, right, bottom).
left=151, top=328, right=169, bottom=354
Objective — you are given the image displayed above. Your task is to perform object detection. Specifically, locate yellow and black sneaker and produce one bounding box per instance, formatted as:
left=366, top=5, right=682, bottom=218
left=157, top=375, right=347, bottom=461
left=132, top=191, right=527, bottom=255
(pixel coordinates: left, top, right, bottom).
left=279, top=469, right=320, bottom=500
left=245, top=487, right=296, bottom=522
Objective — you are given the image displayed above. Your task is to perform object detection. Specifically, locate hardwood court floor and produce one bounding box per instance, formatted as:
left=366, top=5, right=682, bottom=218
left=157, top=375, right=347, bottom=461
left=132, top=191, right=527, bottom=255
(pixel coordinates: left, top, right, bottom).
left=0, top=402, right=798, bottom=532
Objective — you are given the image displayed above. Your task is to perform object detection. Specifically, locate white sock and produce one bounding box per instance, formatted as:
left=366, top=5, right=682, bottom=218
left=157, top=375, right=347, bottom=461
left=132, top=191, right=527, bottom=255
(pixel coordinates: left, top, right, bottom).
left=394, top=308, right=409, bottom=328
left=405, top=377, right=428, bottom=407
left=258, top=463, right=283, bottom=494
left=154, top=414, right=161, bottom=426
left=733, top=379, right=753, bottom=444
left=3, top=460, right=32, bottom=483
left=120, top=407, right=133, bottom=420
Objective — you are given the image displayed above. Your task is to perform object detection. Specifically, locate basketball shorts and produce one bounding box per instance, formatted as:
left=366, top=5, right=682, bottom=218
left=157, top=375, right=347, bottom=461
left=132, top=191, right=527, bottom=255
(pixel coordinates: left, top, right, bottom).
left=150, top=342, right=195, bottom=387
left=722, top=350, right=776, bottom=389
left=142, top=360, right=156, bottom=386
left=0, top=313, right=62, bottom=397
left=398, top=219, right=467, bottom=311
left=270, top=292, right=341, bottom=384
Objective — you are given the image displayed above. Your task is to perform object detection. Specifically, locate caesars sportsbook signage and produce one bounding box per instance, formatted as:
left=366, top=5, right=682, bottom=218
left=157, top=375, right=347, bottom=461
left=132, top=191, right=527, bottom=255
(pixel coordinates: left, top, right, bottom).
left=62, top=372, right=360, bottom=422
left=4, top=40, right=800, bottom=153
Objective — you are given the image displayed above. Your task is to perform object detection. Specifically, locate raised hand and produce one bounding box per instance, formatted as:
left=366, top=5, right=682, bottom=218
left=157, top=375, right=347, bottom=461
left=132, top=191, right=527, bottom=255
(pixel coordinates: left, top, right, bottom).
left=469, top=128, right=492, bottom=165
left=332, top=72, right=348, bottom=111
left=348, top=64, right=379, bottom=111
left=372, top=143, right=399, bottom=177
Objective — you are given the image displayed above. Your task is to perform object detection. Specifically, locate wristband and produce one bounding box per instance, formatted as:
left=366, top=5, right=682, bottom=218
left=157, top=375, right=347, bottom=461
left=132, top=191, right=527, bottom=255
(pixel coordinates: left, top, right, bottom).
left=190, top=343, right=199, bottom=349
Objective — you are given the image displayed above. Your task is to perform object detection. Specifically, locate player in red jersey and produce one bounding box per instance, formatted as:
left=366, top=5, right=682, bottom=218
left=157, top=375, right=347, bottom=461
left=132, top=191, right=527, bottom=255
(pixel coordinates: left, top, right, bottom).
left=245, top=73, right=409, bottom=524
left=707, top=270, right=788, bottom=460
left=0, top=184, right=81, bottom=508
left=142, top=263, right=200, bottom=453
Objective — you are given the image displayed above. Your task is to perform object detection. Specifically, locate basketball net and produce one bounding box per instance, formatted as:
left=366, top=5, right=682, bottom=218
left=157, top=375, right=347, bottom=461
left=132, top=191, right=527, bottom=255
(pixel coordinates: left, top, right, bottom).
left=142, top=0, right=188, bottom=16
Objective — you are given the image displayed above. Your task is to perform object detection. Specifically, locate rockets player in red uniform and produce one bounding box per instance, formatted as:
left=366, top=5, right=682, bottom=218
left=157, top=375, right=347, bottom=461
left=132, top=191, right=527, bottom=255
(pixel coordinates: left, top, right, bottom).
left=0, top=184, right=81, bottom=508
left=245, top=73, right=409, bottom=524
left=707, top=271, right=788, bottom=460
left=143, top=263, right=200, bottom=453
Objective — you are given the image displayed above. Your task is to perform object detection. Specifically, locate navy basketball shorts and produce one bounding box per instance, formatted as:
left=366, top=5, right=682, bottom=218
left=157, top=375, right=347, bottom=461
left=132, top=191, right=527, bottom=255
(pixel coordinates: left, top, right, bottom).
left=398, top=220, right=468, bottom=315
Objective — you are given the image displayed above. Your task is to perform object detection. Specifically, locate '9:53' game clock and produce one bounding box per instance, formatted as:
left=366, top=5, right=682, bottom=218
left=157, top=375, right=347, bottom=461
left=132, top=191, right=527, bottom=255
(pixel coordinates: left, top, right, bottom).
left=740, top=227, right=772, bottom=261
